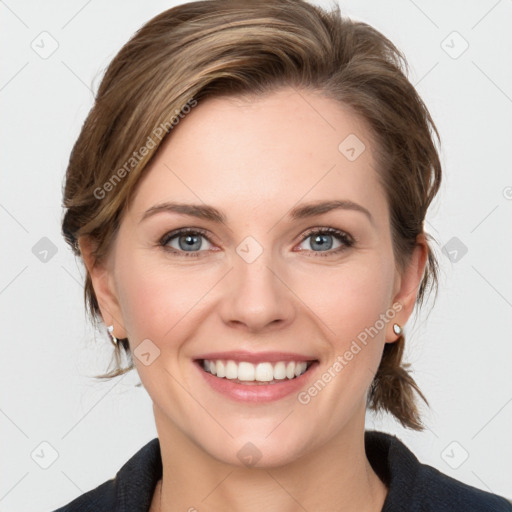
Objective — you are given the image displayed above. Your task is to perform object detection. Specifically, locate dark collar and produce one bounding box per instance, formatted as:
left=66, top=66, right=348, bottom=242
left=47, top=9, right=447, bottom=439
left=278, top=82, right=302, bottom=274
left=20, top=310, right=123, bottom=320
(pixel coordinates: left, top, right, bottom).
left=365, top=429, right=419, bottom=509
left=59, top=430, right=511, bottom=511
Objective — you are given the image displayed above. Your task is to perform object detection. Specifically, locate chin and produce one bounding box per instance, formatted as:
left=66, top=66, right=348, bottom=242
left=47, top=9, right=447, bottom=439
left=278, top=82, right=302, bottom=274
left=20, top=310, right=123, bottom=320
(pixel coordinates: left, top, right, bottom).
left=200, top=428, right=315, bottom=469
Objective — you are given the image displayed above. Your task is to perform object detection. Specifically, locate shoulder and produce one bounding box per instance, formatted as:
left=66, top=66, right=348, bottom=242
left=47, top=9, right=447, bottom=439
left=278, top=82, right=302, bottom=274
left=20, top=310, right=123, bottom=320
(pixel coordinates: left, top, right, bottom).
left=365, top=430, right=512, bottom=512
left=50, top=438, right=162, bottom=512
left=412, top=460, right=512, bottom=511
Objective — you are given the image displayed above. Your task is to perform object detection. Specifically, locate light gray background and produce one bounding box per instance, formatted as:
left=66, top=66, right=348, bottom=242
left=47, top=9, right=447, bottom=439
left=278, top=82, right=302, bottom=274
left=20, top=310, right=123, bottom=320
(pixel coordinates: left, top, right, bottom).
left=1, top=0, right=511, bottom=510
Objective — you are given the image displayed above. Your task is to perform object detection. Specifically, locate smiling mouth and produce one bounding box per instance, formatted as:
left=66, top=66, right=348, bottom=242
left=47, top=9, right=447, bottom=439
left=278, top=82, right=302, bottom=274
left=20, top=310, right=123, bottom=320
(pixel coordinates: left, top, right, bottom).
left=196, top=358, right=318, bottom=385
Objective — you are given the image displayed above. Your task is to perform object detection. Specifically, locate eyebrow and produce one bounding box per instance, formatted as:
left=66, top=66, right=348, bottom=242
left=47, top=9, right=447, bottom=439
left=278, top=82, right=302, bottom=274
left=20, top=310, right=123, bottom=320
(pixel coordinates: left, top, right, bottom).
left=139, top=199, right=373, bottom=225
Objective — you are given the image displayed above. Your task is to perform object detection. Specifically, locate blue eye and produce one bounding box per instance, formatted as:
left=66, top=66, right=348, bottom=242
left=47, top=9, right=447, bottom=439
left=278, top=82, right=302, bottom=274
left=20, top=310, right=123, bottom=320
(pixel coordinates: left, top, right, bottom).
left=160, top=228, right=213, bottom=258
left=297, top=227, right=354, bottom=256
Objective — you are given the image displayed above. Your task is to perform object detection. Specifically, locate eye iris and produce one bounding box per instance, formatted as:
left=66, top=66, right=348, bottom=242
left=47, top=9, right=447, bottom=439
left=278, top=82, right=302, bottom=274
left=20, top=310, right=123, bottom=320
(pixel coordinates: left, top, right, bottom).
left=179, top=233, right=202, bottom=251
left=310, top=233, right=333, bottom=251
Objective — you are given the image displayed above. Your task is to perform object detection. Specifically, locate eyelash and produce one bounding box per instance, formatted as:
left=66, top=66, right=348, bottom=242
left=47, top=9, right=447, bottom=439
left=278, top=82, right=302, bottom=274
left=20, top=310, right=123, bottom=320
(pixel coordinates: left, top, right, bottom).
left=159, top=227, right=354, bottom=258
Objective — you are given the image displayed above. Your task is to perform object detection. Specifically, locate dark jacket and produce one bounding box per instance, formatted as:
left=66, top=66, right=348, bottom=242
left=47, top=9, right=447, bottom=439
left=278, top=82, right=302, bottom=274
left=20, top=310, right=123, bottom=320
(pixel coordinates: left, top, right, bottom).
left=52, top=430, right=512, bottom=511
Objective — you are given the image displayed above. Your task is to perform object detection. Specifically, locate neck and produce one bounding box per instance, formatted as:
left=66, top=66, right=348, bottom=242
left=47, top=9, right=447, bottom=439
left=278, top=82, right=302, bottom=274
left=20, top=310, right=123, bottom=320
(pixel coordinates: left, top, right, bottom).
left=152, top=404, right=387, bottom=512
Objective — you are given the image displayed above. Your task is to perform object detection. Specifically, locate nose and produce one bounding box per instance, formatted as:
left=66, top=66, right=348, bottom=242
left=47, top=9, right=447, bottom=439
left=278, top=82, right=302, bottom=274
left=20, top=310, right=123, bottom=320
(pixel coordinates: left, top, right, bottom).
left=218, top=250, right=296, bottom=334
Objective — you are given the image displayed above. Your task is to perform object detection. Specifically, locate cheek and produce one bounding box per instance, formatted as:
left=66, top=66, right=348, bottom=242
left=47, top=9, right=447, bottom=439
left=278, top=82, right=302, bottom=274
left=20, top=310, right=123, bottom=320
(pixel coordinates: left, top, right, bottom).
left=300, top=256, right=395, bottom=397
left=114, top=252, right=217, bottom=344
left=305, top=258, right=395, bottom=342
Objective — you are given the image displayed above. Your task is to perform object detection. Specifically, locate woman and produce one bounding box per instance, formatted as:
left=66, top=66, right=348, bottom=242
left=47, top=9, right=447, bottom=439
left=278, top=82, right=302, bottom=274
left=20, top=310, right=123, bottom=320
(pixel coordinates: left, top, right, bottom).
left=55, top=0, right=511, bottom=510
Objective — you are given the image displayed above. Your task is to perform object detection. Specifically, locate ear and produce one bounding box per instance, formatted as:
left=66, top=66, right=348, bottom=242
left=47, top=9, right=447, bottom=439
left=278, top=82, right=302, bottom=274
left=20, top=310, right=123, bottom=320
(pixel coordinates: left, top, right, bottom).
left=78, top=235, right=127, bottom=339
left=387, top=233, right=428, bottom=343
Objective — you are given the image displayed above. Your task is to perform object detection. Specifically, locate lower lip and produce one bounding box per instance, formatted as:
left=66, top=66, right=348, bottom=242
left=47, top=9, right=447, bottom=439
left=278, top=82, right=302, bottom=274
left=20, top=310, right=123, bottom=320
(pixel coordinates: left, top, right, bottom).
left=194, top=361, right=319, bottom=403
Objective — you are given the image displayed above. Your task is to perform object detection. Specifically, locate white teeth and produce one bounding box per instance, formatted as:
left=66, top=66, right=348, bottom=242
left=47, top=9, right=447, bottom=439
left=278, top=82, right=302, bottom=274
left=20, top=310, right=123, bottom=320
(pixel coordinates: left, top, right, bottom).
left=216, top=360, right=226, bottom=378
left=225, top=360, right=238, bottom=379
left=273, top=362, right=286, bottom=380
left=295, top=362, right=307, bottom=377
left=238, top=362, right=255, bottom=381
left=255, top=362, right=274, bottom=382
left=286, top=361, right=295, bottom=379
left=201, top=359, right=311, bottom=382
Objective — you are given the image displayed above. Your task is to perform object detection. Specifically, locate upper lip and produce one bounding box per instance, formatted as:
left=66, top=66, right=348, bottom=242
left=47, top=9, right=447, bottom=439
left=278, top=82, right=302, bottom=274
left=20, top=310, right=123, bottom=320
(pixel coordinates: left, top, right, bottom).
left=194, top=351, right=317, bottom=364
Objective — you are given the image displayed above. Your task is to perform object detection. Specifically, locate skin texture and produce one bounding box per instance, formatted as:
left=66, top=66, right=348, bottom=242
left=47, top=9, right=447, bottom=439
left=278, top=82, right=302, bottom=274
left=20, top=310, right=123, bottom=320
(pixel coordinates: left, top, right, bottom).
left=80, top=87, right=427, bottom=511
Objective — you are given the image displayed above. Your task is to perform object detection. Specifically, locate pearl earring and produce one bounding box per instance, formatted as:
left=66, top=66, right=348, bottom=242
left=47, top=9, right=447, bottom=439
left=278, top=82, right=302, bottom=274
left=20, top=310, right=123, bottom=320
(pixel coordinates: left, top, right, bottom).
left=392, top=323, right=402, bottom=336
left=107, top=324, right=118, bottom=346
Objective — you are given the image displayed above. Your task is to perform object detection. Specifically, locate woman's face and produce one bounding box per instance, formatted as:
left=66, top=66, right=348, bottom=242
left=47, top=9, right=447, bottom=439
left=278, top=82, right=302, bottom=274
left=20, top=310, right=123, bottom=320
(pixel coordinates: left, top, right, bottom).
left=89, top=87, right=424, bottom=467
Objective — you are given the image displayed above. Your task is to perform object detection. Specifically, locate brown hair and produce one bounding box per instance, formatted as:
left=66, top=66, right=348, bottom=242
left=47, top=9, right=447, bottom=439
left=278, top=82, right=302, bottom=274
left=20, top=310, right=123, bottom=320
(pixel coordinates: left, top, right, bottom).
left=61, top=0, right=441, bottom=430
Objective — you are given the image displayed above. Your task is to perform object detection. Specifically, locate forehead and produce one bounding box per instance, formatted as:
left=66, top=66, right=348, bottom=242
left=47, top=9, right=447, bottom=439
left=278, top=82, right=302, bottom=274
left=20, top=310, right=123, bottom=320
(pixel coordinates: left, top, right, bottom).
left=128, top=88, right=386, bottom=224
